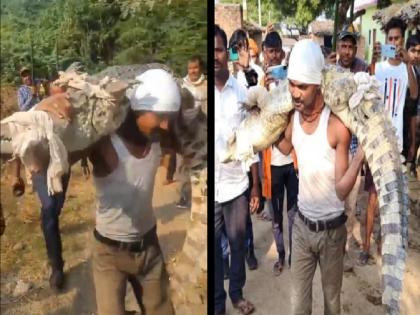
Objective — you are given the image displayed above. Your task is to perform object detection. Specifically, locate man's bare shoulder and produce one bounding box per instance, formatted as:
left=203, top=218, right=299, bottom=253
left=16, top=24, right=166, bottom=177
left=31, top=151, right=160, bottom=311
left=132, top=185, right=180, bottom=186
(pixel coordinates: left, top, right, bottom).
left=328, top=113, right=350, bottom=141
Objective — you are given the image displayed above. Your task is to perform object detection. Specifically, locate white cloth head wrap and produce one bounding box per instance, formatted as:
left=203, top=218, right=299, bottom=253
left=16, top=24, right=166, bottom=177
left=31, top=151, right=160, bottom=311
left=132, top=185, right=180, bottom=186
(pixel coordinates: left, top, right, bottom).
left=287, top=39, right=324, bottom=85
left=127, top=69, right=181, bottom=112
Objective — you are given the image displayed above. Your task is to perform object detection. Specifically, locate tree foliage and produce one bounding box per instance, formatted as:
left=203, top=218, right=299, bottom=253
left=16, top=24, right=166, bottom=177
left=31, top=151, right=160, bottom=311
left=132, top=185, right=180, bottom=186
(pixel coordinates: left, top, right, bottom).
left=0, top=0, right=207, bottom=84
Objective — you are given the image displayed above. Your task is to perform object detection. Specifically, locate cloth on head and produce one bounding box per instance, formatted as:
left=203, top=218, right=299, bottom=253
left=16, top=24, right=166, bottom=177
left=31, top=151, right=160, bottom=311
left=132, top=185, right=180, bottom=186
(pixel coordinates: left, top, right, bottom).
left=127, top=69, right=181, bottom=112
left=287, top=39, right=324, bottom=85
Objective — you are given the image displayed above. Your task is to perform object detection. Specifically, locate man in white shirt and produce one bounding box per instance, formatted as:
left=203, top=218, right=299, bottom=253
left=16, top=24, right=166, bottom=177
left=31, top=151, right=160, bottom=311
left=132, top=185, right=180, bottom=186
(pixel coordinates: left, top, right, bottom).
left=361, top=18, right=418, bottom=265
left=260, top=31, right=299, bottom=275
left=215, top=24, right=260, bottom=315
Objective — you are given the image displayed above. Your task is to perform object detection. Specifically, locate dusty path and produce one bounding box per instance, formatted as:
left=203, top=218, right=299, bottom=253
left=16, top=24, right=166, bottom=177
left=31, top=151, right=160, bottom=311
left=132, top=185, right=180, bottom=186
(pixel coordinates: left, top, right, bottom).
left=224, top=175, right=420, bottom=315
left=1, top=162, right=189, bottom=315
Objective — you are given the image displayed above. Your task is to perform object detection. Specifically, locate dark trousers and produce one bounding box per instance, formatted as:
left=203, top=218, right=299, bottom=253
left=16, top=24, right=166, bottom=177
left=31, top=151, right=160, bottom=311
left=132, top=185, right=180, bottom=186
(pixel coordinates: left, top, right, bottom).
left=32, top=172, right=70, bottom=267
left=166, top=151, right=176, bottom=181
left=270, top=163, right=298, bottom=263
left=215, top=192, right=248, bottom=313
left=221, top=209, right=254, bottom=259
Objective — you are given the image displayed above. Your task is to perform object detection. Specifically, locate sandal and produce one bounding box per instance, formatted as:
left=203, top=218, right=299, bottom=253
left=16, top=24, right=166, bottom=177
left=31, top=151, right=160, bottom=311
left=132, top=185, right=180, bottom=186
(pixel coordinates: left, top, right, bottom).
left=273, top=260, right=284, bottom=276
left=358, top=251, right=369, bottom=265
left=233, top=298, right=255, bottom=315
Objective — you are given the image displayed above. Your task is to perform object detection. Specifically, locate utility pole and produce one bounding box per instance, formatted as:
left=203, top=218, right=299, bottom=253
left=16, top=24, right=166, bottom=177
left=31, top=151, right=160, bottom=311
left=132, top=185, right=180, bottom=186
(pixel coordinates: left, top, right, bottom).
left=258, top=0, right=261, bottom=26
left=332, top=0, right=340, bottom=51
left=243, top=0, right=247, bottom=20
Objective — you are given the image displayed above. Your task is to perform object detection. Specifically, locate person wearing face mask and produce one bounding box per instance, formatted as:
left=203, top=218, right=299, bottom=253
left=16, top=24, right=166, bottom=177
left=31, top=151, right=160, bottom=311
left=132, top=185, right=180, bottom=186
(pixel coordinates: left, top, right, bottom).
left=361, top=18, right=418, bottom=265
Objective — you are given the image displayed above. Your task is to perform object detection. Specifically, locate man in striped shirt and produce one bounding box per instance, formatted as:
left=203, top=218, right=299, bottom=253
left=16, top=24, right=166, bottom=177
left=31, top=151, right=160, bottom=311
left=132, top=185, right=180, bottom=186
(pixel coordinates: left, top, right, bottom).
left=361, top=18, right=418, bottom=265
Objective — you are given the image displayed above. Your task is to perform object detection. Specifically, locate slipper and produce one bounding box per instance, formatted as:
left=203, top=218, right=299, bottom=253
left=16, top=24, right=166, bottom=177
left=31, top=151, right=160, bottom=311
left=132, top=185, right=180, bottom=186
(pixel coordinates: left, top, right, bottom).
left=357, top=251, right=369, bottom=265
left=273, top=261, right=284, bottom=276
left=233, top=299, right=255, bottom=315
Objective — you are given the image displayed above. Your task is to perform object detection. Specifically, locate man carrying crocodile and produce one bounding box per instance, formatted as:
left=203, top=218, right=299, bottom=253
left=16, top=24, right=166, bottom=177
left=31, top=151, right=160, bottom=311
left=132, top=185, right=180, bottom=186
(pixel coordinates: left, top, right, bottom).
left=276, top=39, right=365, bottom=315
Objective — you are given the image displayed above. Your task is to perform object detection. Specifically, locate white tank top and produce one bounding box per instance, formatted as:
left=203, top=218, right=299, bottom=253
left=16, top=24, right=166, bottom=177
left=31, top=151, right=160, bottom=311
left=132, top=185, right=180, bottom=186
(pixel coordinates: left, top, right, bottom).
left=292, top=106, right=344, bottom=221
left=94, top=134, right=161, bottom=242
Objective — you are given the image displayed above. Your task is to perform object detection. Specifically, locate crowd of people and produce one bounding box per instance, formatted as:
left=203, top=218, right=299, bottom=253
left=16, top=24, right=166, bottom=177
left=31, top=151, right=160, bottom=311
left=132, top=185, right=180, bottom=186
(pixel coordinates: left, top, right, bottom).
left=215, top=17, right=419, bottom=315
left=3, top=57, right=207, bottom=315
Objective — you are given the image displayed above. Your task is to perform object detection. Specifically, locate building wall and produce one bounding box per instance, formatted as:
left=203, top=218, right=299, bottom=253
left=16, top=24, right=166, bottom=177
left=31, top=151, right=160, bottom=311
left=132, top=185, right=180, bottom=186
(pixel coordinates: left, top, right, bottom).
left=359, top=4, right=410, bottom=64
left=360, top=6, right=385, bottom=63
left=215, top=3, right=243, bottom=42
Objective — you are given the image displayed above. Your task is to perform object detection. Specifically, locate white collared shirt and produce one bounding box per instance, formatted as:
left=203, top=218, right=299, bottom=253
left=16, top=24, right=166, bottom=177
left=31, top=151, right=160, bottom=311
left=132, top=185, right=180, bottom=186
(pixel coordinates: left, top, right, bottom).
left=215, top=75, right=258, bottom=203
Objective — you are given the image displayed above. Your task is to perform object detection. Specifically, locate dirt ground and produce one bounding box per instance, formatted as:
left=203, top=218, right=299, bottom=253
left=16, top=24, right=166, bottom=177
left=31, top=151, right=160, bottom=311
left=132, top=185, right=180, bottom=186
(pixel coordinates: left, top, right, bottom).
left=224, top=174, right=420, bottom=315
left=0, top=160, right=189, bottom=315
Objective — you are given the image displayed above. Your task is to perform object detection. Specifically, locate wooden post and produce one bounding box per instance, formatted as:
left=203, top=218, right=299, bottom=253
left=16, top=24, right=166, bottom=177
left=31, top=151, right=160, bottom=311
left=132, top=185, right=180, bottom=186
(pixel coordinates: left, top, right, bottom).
left=332, top=0, right=340, bottom=52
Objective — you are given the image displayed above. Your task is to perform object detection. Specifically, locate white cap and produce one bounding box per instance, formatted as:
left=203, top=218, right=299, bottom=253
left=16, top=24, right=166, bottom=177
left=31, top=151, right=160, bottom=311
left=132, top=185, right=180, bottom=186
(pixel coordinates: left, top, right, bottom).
left=287, top=39, right=324, bottom=85
left=127, top=69, right=181, bottom=112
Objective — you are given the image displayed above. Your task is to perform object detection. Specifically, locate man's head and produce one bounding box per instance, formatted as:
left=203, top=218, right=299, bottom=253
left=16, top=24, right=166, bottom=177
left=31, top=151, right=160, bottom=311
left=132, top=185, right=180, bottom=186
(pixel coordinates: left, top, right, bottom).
left=337, top=32, right=358, bottom=68
left=187, top=55, right=204, bottom=82
left=127, top=69, right=180, bottom=137
left=287, top=39, right=324, bottom=112
left=385, top=18, right=407, bottom=61
left=229, top=29, right=249, bottom=52
left=214, top=24, right=229, bottom=78
left=406, top=34, right=420, bottom=66
left=263, top=32, right=283, bottom=67
left=20, top=67, right=32, bottom=86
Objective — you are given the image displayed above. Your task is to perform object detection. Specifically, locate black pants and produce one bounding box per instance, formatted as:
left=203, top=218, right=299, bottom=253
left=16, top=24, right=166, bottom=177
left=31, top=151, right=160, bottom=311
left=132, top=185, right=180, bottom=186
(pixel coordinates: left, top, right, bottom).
left=270, top=163, right=298, bottom=263
left=32, top=172, right=70, bottom=267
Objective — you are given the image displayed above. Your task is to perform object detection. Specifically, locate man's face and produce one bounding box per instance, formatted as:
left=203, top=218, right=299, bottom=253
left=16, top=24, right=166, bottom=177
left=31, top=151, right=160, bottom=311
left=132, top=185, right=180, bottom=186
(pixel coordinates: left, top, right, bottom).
left=387, top=28, right=404, bottom=60
left=21, top=73, right=32, bottom=86
left=263, top=45, right=283, bottom=67
left=214, top=35, right=228, bottom=76
left=288, top=80, right=319, bottom=112
left=337, top=38, right=357, bottom=67
left=135, top=111, right=172, bottom=137
left=408, top=44, right=420, bottom=66
left=187, top=60, right=202, bottom=82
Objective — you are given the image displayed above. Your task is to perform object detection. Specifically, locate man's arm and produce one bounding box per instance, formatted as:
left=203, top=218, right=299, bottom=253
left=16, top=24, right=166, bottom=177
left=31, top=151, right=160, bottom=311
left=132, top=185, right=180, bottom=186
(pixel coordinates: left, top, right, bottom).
left=276, top=113, right=294, bottom=155
left=334, top=120, right=364, bottom=201
left=9, top=157, right=25, bottom=196
left=406, top=63, right=418, bottom=101
left=249, top=161, right=260, bottom=213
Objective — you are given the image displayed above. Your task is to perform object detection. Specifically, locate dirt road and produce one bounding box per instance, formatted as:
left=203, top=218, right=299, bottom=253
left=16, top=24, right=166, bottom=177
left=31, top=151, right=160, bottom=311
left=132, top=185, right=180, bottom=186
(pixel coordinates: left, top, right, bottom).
left=224, top=175, right=420, bottom=315
left=0, top=164, right=189, bottom=315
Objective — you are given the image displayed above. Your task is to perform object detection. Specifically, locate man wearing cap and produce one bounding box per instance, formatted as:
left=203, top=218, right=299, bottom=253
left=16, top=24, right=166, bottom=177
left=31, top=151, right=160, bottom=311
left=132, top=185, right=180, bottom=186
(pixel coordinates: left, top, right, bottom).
left=327, top=30, right=368, bottom=270
left=276, top=39, right=364, bottom=315
left=327, top=31, right=368, bottom=73
left=40, top=68, right=178, bottom=315
left=17, top=67, right=39, bottom=111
